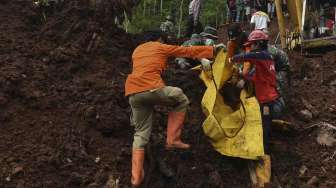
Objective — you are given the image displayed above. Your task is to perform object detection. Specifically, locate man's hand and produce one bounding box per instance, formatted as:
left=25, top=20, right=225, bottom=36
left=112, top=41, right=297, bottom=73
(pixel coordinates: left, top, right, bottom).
left=214, top=43, right=226, bottom=53
left=200, top=58, right=213, bottom=71
left=175, top=58, right=191, bottom=69
left=236, top=79, right=245, bottom=89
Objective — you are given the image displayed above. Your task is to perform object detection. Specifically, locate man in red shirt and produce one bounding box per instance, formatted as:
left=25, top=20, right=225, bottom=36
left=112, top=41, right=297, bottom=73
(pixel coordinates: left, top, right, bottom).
left=126, top=30, right=218, bottom=187
left=231, top=30, right=278, bottom=187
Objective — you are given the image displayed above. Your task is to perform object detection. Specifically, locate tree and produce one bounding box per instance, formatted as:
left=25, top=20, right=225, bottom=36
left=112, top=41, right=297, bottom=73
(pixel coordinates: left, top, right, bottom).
left=126, top=0, right=229, bottom=34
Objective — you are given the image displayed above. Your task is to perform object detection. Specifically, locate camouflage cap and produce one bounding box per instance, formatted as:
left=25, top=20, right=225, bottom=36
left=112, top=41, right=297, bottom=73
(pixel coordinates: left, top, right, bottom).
left=190, top=33, right=201, bottom=39
left=200, top=26, right=218, bottom=39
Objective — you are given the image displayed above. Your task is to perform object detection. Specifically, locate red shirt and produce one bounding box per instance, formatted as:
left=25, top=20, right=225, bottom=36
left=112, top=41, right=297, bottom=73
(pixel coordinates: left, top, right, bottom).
left=232, top=50, right=278, bottom=104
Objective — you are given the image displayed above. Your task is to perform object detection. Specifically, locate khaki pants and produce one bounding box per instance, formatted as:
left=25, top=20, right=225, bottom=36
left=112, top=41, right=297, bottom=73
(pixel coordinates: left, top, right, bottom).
left=129, top=86, right=189, bottom=149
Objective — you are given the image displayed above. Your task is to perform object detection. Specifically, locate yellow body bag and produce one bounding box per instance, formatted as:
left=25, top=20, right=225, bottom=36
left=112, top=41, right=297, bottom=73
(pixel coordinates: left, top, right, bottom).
left=198, top=50, right=264, bottom=160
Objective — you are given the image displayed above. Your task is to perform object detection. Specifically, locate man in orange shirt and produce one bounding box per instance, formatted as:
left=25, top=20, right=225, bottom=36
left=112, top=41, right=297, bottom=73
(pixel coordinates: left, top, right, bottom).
left=125, top=31, right=219, bottom=187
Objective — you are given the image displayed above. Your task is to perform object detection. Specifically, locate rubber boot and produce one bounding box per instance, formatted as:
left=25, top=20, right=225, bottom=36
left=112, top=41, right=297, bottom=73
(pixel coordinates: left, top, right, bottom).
left=255, top=155, right=271, bottom=187
left=165, top=112, right=190, bottom=150
left=131, top=149, right=145, bottom=187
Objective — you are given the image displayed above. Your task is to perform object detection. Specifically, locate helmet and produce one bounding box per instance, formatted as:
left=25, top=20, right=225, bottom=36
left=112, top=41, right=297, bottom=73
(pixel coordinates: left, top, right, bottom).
left=247, top=30, right=269, bottom=42
left=200, top=26, right=218, bottom=39
left=190, top=33, right=201, bottom=39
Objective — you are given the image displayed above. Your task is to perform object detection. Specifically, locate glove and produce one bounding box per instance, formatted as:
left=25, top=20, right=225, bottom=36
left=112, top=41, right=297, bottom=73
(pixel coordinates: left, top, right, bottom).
left=214, top=43, right=226, bottom=53
left=236, top=79, right=245, bottom=89
left=175, top=58, right=191, bottom=69
left=200, top=58, right=213, bottom=71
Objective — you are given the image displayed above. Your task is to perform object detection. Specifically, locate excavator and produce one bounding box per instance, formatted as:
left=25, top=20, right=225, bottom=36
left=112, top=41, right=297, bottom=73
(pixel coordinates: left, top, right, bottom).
left=274, top=0, right=336, bottom=50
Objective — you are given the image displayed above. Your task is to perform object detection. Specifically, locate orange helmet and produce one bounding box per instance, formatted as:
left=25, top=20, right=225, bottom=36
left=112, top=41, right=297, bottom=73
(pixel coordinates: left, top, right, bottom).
left=248, top=30, right=269, bottom=42
left=244, top=30, right=269, bottom=46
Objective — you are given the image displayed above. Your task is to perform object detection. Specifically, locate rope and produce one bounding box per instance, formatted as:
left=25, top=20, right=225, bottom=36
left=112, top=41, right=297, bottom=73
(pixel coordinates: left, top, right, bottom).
left=208, top=65, right=247, bottom=138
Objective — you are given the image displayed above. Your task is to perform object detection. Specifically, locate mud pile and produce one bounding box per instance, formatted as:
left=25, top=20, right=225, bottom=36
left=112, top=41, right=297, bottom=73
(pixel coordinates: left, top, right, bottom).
left=0, top=1, right=336, bottom=187
left=0, top=1, right=136, bottom=187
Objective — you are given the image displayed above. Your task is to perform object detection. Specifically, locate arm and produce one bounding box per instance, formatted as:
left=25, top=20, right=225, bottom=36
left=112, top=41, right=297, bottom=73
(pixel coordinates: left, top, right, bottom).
left=250, top=15, right=255, bottom=30
left=231, top=51, right=263, bottom=63
left=269, top=46, right=290, bottom=72
left=242, top=62, right=252, bottom=76
left=278, top=51, right=290, bottom=72
left=160, top=43, right=214, bottom=59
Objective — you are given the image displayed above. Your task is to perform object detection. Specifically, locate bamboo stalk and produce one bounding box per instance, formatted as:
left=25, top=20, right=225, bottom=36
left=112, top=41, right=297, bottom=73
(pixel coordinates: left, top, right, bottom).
left=295, top=0, right=303, bottom=31
left=178, top=0, right=184, bottom=38
left=275, top=0, right=286, bottom=49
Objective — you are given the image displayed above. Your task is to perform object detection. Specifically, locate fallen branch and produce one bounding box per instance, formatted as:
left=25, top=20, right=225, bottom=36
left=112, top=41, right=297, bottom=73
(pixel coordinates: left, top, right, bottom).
left=302, top=122, right=336, bottom=131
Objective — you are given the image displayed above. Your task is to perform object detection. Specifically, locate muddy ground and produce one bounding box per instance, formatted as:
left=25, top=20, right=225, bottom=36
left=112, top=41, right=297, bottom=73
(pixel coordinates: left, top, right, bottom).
left=0, top=1, right=336, bottom=188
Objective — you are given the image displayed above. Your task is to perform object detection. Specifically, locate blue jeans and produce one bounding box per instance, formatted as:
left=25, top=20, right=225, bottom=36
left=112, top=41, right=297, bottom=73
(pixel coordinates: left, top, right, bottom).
left=235, top=7, right=243, bottom=22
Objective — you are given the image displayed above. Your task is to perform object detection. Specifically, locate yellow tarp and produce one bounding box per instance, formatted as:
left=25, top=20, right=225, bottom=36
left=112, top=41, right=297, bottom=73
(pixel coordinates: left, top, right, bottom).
left=199, top=50, right=264, bottom=160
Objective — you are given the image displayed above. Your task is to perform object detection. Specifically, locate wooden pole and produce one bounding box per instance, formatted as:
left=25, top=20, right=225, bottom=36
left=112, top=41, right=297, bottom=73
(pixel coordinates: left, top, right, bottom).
left=178, top=0, right=184, bottom=38
left=275, top=0, right=286, bottom=49
left=295, top=0, right=303, bottom=31
left=160, top=0, right=163, bottom=14
left=286, top=0, right=299, bottom=31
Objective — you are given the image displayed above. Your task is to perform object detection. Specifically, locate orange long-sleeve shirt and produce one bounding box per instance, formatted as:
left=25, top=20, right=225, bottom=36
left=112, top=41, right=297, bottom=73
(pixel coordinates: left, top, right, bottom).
left=125, top=41, right=214, bottom=96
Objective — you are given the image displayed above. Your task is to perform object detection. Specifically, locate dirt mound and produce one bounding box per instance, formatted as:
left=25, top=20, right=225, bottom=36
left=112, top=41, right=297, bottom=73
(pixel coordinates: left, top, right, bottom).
left=0, top=1, right=336, bottom=187
left=0, top=1, right=135, bottom=187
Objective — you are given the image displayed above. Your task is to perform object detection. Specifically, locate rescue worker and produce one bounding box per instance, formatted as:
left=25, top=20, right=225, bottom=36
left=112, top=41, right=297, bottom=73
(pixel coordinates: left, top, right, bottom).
left=186, top=0, right=203, bottom=37
left=176, top=26, right=222, bottom=69
left=267, top=45, right=290, bottom=119
left=160, top=15, right=175, bottom=39
left=126, top=30, right=220, bottom=187
left=226, top=23, right=251, bottom=93
left=230, top=30, right=278, bottom=187
left=228, top=24, right=289, bottom=119
left=227, top=23, right=249, bottom=55
left=250, top=6, right=271, bottom=33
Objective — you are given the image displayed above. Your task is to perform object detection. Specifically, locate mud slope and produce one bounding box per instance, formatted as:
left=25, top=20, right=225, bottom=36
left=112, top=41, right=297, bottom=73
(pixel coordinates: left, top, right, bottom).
left=0, top=1, right=336, bottom=188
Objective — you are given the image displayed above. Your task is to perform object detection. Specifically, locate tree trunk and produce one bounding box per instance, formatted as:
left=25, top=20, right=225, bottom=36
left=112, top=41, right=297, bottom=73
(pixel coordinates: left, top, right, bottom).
left=275, top=0, right=287, bottom=49
left=123, top=11, right=130, bottom=32
left=160, top=0, right=163, bottom=14
left=178, top=0, right=184, bottom=38
left=216, top=10, right=218, bottom=28
left=154, top=0, right=157, bottom=15
left=143, top=0, right=146, bottom=16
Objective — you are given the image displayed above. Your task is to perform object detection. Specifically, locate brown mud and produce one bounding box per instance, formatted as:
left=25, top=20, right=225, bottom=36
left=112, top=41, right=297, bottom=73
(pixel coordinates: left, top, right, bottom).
left=0, top=1, right=336, bottom=188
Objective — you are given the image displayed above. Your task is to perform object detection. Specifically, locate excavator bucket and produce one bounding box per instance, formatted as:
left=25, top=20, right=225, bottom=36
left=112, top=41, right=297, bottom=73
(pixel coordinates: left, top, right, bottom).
left=197, top=50, right=264, bottom=160
left=276, top=0, right=336, bottom=50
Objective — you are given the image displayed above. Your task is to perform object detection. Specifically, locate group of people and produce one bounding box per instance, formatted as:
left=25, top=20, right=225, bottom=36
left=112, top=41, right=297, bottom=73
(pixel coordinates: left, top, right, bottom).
left=303, top=1, right=336, bottom=39
left=160, top=0, right=278, bottom=40
left=127, top=22, right=290, bottom=188
left=130, top=1, right=291, bottom=188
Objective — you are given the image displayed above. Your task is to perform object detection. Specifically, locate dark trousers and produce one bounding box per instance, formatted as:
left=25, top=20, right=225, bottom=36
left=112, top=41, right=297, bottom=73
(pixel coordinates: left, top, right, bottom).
left=230, top=9, right=237, bottom=23
left=186, top=15, right=203, bottom=38
left=260, top=102, right=274, bottom=155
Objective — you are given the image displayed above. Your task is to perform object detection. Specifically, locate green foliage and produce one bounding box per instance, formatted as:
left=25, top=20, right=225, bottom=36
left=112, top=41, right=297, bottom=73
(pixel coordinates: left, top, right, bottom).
left=201, top=0, right=228, bottom=26
left=126, top=0, right=229, bottom=34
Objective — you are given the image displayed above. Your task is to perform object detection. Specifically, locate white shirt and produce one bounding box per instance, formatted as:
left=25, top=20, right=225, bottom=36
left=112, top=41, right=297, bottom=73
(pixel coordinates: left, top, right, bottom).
left=251, top=11, right=270, bottom=30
